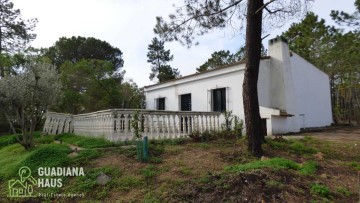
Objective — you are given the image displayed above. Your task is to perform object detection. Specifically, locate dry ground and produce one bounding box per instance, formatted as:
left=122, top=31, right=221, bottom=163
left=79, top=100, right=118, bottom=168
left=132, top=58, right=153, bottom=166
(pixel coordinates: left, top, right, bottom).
left=80, top=126, right=360, bottom=202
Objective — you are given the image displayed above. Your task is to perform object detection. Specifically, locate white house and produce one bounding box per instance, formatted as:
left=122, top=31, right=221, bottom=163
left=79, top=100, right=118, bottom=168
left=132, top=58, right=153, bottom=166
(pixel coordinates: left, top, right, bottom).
left=144, top=37, right=333, bottom=135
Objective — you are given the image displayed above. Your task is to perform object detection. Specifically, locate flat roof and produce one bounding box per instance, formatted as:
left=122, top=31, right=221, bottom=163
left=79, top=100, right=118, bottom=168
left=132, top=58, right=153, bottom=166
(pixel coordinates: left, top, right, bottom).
left=144, top=56, right=271, bottom=89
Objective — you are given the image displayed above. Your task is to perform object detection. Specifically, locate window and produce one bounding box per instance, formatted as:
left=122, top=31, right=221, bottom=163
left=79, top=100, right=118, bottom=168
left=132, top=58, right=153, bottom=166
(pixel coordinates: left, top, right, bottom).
left=180, top=94, right=191, bottom=111
left=212, top=88, right=226, bottom=112
left=156, top=97, right=165, bottom=110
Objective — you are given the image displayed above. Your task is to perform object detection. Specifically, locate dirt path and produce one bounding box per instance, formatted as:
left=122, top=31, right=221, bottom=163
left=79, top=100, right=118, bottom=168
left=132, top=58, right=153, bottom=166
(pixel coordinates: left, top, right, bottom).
left=278, top=126, right=360, bottom=142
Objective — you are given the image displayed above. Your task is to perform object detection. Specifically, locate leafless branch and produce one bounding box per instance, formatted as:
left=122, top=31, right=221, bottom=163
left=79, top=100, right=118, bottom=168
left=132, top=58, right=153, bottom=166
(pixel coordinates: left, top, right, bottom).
left=255, top=0, right=276, bottom=14
left=169, top=0, right=244, bottom=32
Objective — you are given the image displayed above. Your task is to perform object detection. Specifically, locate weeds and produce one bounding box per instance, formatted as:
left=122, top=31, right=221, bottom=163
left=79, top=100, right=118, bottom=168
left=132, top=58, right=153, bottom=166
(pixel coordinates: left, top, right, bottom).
left=310, top=183, right=331, bottom=198
left=225, top=157, right=300, bottom=172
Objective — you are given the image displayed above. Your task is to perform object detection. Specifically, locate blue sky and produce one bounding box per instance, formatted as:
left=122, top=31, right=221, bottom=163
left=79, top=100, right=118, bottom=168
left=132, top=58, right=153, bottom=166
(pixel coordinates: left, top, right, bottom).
left=12, top=0, right=356, bottom=87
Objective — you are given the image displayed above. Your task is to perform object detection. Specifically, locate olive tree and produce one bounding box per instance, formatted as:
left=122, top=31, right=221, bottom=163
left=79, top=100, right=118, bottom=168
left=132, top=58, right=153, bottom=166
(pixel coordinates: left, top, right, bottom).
left=0, top=59, right=61, bottom=149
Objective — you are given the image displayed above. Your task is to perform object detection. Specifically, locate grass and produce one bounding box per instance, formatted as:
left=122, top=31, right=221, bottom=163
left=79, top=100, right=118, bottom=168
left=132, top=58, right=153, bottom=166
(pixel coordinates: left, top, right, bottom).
left=55, top=133, right=117, bottom=149
left=225, top=157, right=318, bottom=176
left=225, top=157, right=300, bottom=172
left=310, top=183, right=331, bottom=198
left=0, top=144, right=34, bottom=180
left=267, top=138, right=316, bottom=155
left=0, top=129, right=358, bottom=202
left=0, top=134, right=17, bottom=149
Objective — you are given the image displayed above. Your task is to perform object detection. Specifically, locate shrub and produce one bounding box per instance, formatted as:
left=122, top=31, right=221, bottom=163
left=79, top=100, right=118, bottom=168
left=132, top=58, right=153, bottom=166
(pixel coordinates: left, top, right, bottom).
left=0, top=134, right=17, bottom=148
left=299, top=161, right=317, bottom=175
left=311, top=183, right=331, bottom=198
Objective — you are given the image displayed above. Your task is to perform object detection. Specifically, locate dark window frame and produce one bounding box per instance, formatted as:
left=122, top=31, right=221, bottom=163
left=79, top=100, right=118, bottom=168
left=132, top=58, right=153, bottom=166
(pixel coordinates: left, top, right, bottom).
left=156, top=97, right=165, bottom=110
left=212, top=88, right=226, bottom=112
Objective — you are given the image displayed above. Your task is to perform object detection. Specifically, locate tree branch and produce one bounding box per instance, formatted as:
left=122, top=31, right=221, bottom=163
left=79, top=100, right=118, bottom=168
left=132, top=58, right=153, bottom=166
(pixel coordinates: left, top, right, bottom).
left=255, top=0, right=276, bottom=15
left=169, top=0, right=244, bottom=32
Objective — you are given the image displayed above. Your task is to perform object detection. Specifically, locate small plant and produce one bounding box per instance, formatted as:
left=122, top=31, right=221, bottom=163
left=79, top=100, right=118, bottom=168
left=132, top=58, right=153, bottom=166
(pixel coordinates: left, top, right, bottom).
left=233, top=116, right=244, bottom=138
left=336, top=186, right=352, bottom=197
left=311, top=183, right=331, bottom=198
left=140, top=164, right=159, bottom=179
left=131, top=110, right=142, bottom=139
left=299, top=161, right=318, bottom=175
left=222, top=111, right=234, bottom=131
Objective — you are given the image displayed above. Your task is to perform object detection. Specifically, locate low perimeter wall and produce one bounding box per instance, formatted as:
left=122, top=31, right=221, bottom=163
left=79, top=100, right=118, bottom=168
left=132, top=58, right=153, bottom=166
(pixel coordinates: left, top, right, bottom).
left=43, top=109, right=222, bottom=142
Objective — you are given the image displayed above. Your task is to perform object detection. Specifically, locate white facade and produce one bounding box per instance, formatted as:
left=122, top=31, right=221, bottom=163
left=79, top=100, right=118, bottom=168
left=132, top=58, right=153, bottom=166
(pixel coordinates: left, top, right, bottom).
left=144, top=38, right=333, bottom=135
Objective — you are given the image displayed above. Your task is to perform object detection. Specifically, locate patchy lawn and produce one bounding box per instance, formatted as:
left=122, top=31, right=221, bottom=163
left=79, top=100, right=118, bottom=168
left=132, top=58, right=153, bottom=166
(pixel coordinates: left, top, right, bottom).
left=0, top=128, right=359, bottom=202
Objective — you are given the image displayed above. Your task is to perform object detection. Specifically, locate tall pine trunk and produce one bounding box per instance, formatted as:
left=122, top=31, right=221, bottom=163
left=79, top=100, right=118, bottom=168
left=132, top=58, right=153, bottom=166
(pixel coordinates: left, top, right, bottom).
left=243, top=0, right=264, bottom=157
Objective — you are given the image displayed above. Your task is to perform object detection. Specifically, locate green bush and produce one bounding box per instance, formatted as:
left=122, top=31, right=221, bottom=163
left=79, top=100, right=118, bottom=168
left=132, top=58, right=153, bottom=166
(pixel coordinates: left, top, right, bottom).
left=311, top=183, right=331, bottom=198
left=0, top=134, right=17, bottom=148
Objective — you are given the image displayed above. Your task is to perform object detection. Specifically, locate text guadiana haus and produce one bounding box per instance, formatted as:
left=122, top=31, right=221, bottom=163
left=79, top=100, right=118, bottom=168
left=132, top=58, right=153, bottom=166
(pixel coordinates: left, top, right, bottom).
left=37, top=167, right=84, bottom=187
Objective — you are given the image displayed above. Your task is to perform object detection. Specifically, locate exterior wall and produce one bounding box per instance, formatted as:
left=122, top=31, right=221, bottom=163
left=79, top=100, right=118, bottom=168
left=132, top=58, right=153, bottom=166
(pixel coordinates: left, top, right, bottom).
left=144, top=38, right=333, bottom=135
left=290, top=53, right=333, bottom=128
left=145, top=60, right=272, bottom=129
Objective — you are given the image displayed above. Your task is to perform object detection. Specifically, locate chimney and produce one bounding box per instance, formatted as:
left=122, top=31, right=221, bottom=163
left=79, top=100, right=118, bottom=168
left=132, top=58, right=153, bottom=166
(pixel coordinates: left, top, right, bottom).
left=267, top=36, right=295, bottom=112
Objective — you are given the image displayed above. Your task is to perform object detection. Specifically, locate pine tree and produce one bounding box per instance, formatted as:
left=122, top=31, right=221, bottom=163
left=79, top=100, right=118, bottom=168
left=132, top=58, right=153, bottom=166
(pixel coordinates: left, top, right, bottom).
left=147, top=37, right=179, bottom=83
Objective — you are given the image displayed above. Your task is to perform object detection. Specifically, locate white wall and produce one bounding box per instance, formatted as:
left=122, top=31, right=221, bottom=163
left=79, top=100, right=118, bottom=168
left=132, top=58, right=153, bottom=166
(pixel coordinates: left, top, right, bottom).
left=144, top=38, right=333, bottom=135
left=290, top=53, right=333, bottom=128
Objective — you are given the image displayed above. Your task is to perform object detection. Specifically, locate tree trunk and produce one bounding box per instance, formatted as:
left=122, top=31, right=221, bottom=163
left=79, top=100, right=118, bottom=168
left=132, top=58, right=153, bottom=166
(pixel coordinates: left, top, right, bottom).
left=0, top=27, right=4, bottom=78
left=243, top=0, right=264, bottom=157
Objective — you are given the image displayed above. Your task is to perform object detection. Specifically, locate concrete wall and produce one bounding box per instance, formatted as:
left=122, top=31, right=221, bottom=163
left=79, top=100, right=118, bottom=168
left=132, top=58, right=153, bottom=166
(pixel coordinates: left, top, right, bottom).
left=290, top=53, right=333, bottom=128
left=144, top=38, right=333, bottom=135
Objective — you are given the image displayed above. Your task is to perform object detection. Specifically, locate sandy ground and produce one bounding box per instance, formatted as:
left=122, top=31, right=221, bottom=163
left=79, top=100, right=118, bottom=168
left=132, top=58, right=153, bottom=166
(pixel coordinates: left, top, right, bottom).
left=272, top=126, right=360, bottom=142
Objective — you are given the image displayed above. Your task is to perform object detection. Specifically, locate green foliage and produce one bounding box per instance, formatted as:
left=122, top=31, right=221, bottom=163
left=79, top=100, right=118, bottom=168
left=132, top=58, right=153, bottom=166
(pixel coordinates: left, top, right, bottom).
left=147, top=37, right=180, bottom=83
left=45, top=36, right=124, bottom=72
left=0, top=0, right=37, bottom=60
left=140, top=164, right=160, bottom=179
left=35, top=135, right=54, bottom=144
left=131, top=111, right=142, bottom=139
left=0, top=144, right=32, bottom=180
left=54, top=59, right=144, bottom=113
left=0, top=60, right=61, bottom=149
left=55, top=133, right=115, bottom=149
left=0, top=134, right=17, bottom=148
left=282, top=12, right=360, bottom=123
left=267, top=138, right=316, bottom=155
left=225, top=157, right=300, bottom=172
left=299, top=161, right=318, bottom=175
left=233, top=116, right=244, bottom=138
left=331, top=0, right=360, bottom=27
left=310, top=183, right=331, bottom=198
left=20, top=144, right=71, bottom=171
left=289, top=142, right=316, bottom=155
left=196, top=45, right=267, bottom=72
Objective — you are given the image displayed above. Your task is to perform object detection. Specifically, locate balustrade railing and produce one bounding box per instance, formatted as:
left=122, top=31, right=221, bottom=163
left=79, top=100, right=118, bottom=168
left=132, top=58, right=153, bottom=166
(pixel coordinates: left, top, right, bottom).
left=43, top=109, right=222, bottom=142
